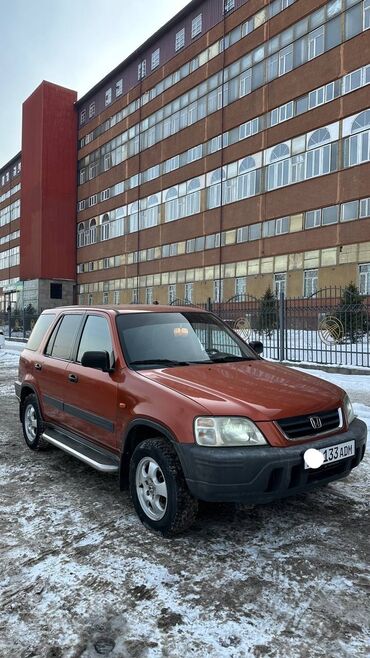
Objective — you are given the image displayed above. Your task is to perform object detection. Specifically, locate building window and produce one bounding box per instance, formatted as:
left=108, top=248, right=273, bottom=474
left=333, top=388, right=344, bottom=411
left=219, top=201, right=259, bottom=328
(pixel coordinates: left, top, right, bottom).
left=89, top=194, right=97, bottom=207
left=168, top=284, right=176, bottom=304
left=184, top=283, right=193, bottom=303
left=359, top=264, right=370, bottom=294
left=132, top=289, right=138, bottom=304
left=138, top=60, right=147, bottom=80
left=322, top=205, right=339, bottom=225
left=235, top=277, right=246, bottom=298
left=307, top=25, right=325, bottom=61
left=191, top=14, right=202, bottom=39
left=105, top=88, right=112, bottom=106
left=224, top=0, right=235, bottom=13
left=305, top=209, right=321, bottom=229
left=77, top=223, right=85, bottom=248
left=88, top=102, right=95, bottom=118
left=103, top=292, right=109, bottom=305
left=365, top=0, right=370, bottom=29
left=113, top=291, right=120, bottom=305
left=146, top=287, right=153, bottom=305
left=88, top=294, right=93, bottom=306
left=101, top=214, right=110, bottom=241
left=360, top=197, right=370, bottom=218
left=175, top=28, right=185, bottom=51
left=341, top=200, right=359, bottom=222
left=89, top=219, right=97, bottom=244
left=80, top=109, right=86, bottom=125
left=304, top=270, right=318, bottom=297
left=214, top=279, right=223, bottom=303
left=345, top=110, right=370, bottom=167
left=274, top=273, right=286, bottom=297
left=151, top=48, right=160, bottom=70
left=115, top=79, right=123, bottom=96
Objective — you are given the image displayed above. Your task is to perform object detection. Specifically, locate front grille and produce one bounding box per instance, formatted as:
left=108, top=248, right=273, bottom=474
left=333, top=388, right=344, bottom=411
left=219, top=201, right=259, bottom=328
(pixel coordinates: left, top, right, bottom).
left=277, top=408, right=341, bottom=440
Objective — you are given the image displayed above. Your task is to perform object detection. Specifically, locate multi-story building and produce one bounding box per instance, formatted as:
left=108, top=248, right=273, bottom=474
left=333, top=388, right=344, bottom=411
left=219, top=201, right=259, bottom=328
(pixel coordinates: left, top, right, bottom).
left=1, top=0, right=370, bottom=311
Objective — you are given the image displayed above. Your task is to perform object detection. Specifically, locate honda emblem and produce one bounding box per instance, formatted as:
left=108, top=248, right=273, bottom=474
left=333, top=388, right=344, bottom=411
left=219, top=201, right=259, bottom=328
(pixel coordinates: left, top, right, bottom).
left=309, top=416, right=322, bottom=430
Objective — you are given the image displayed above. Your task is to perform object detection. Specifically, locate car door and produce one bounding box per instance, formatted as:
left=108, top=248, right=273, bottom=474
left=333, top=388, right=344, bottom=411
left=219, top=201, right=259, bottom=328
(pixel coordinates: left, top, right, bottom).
left=37, top=313, right=85, bottom=426
left=62, top=313, right=118, bottom=452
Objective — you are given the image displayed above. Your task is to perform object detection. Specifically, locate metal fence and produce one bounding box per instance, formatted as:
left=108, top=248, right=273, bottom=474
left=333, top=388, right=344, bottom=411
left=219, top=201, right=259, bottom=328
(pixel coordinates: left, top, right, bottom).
left=2, top=288, right=369, bottom=367
left=173, top=287, right=370, bottom=368
left=0, top=310, right=39, bottom=341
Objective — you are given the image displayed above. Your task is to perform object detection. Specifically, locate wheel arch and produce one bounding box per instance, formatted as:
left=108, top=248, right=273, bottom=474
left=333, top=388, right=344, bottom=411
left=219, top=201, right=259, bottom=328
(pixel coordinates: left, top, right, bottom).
left=119, top=419, right=180, bottom=490
left=19, top=384, right=40, bottom=420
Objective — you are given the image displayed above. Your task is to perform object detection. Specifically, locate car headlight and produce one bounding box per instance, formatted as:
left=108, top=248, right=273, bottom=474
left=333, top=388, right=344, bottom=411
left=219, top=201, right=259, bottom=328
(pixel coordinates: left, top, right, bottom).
left=194, top=417, right=267, bottom=447
left=343, top=394, right=356, bottom=426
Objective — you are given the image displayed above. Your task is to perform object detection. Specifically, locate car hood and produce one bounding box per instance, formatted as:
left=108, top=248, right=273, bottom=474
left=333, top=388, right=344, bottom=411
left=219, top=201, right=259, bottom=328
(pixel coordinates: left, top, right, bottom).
left=140, top=360, right=344, bottom=421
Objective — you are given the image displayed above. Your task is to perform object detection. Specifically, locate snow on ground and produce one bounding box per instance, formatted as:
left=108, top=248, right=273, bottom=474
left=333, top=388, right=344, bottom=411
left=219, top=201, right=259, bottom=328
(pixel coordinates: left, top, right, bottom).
left=0, top=349, right=369, bottom=658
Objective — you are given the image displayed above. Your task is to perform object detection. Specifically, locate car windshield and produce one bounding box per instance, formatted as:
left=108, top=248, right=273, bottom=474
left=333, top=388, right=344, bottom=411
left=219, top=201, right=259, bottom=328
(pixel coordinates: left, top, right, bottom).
left=116, top=311, right=258, bottom=370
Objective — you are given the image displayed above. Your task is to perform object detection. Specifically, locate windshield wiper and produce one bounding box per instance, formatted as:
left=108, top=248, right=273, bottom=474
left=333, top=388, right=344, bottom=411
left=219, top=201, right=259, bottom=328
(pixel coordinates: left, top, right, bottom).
left=129, top=359, right=190, bottom=368
left=209, top=355, right=254, bottom=363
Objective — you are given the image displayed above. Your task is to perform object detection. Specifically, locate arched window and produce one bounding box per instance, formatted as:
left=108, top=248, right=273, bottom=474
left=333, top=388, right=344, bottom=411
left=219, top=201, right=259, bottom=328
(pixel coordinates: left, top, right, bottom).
left=148, top=194, right=159, bottom=207
left=101, top=214, right=110, bottom=241
left=165, top=187, right=178, bottom=201
left=308, top=128, right=331, bottom=149
left=187, top=177, right=201, bottom=193
left=345, top=110, right=370, bottom=168
left=351, top=110, right=370, bottom=134
left=77, top=223, right=85, bottom=248
left=128, top=202, right=139, bottom=233
left=239, top=156, right=256, bottom=173
left=89, top=218, right=97, bottom=244
left=270, top=143, right=290, bottom=162
left=144, top=195, right=160, bottom=228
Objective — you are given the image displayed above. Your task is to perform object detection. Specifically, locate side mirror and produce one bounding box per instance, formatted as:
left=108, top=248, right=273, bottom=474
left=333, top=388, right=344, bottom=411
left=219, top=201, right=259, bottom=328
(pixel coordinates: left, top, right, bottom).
left=249, top=341, right=263, bottom=355
left=81, top=350, right=113, bottom=372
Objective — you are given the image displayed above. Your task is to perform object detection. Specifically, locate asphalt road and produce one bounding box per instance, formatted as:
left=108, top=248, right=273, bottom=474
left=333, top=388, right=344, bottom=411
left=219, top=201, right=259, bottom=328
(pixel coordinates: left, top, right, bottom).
left=0, top=351, right=369, bottom=658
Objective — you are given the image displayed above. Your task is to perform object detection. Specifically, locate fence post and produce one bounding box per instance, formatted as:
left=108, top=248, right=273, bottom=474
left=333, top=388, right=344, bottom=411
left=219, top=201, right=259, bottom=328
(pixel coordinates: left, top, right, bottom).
left=207, top=297, right=212, bottom=312
left=23, top=306, right=26, bottom=340
left=7, top=307, right=11, bottom=340
left=279, top=291, right=285, bottom=362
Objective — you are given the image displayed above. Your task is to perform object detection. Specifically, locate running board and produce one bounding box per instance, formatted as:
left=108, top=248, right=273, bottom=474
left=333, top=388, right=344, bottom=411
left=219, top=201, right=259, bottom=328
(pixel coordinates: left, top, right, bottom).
left=41, top=429, right=119, bottom=473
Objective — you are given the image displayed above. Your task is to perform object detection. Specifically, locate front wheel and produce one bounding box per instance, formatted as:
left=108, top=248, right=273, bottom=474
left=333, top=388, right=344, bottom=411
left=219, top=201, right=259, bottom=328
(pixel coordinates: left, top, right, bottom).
left=129, top=438, right=198, bottom=536
left=21, top=394, right=48, bottom=451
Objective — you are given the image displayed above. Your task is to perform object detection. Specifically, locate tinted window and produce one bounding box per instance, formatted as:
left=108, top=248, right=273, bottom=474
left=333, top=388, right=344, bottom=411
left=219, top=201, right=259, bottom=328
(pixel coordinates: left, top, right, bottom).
left=77, top=315, right=113, bottom=362
left=48, top=315, right=83, bottom=360
left=26, top=314, right=56, bottom=351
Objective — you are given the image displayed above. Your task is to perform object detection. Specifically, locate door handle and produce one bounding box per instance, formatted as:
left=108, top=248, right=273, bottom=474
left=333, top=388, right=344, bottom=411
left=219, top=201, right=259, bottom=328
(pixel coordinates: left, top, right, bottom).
left=68, top=373, right=78, bottom=383
left=35, top=363, right=42, bottom=371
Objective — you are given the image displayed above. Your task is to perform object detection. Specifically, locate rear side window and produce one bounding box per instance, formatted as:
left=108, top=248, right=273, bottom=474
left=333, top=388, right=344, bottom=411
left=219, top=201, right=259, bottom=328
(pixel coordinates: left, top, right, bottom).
left=77, top=315, right=113, bottom=362
left=46, top=314, right=83, bottom=360
left=26, top=314, right=56, bottom=351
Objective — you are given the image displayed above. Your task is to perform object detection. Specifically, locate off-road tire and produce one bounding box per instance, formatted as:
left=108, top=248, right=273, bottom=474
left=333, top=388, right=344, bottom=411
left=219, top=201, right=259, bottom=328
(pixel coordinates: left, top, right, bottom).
left=129, top=437, right=198, bottom=536
left=21, top=394, right=49, bottom=451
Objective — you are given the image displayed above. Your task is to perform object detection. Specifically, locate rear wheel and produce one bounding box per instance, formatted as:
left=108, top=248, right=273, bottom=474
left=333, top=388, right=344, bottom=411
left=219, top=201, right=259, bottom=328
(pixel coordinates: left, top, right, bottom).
left=21, top=394, right=48, bottom=451
left=129, top=438, right=198, bottom=536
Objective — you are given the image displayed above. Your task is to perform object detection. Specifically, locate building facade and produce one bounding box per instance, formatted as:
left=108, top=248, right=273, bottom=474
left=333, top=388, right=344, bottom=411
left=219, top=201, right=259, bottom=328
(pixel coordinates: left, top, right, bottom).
left=1, top=0, right=370, bottom=311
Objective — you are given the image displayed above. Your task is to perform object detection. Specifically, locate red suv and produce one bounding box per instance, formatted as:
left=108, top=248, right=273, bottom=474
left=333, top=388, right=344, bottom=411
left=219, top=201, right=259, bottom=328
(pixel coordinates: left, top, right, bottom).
left=15, top=305, right=367, bottom=535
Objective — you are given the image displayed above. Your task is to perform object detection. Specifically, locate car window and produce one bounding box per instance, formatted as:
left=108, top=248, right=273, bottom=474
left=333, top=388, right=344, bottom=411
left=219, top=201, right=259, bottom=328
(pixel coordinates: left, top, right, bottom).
left=26, top=314, right=56, bottom=351
left=46, top=314, right=83, bottom=360
left=77, top=315, right=113, bottom=363
left=116, top=311, right=257, bottom=369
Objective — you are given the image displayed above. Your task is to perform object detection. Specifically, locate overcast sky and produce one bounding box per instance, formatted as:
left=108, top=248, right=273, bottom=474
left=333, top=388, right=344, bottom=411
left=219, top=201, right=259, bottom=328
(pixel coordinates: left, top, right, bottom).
left=0, top=0, right=190, bottom=168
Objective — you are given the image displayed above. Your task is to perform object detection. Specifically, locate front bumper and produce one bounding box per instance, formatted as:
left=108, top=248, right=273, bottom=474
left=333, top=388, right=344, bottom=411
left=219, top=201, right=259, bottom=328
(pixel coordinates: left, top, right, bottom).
left=176, top=419, right=367, bottom=503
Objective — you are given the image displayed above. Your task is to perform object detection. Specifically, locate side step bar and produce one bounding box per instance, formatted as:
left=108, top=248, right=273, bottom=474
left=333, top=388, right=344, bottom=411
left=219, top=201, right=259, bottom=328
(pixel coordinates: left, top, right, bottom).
left=42, top=429, right=119, bottom=473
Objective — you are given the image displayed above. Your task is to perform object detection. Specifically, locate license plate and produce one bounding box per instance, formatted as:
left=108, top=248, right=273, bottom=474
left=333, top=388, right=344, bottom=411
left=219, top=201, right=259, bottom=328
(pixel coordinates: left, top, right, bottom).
left=304, top=440, right=355, bottom=469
